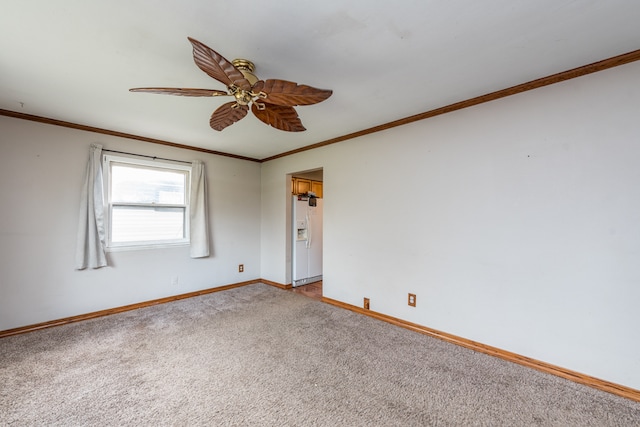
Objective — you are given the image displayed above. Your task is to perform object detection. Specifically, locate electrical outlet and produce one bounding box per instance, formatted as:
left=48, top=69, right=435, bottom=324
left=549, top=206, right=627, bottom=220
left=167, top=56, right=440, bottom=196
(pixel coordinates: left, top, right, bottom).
left=364, top=298, right=370, bottom=310
left=408, top=293, right=416, bottom=307
left=171, top=276, right=179, bottom=286
left=238, top=264, right=244, bottom=273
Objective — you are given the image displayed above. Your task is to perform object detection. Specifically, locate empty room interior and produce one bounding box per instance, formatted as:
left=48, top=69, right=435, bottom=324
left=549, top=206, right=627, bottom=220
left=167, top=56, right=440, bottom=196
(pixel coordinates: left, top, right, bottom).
left=2, top=1, right=640, bottom=424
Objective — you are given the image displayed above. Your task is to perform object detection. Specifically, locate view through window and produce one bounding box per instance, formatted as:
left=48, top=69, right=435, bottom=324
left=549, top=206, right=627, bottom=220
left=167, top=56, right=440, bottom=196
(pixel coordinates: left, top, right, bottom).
left=104, top=155, right=191, bottom=249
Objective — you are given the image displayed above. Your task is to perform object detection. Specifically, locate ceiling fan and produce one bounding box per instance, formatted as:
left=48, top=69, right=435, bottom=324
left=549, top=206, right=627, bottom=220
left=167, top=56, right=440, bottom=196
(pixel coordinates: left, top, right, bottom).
left=130, top=37, right=332, bottom=132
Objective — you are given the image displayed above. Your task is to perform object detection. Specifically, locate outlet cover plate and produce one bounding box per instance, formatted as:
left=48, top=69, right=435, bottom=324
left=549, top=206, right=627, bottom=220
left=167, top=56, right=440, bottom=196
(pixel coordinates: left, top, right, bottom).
left=408, top=293, right=416, bottom=307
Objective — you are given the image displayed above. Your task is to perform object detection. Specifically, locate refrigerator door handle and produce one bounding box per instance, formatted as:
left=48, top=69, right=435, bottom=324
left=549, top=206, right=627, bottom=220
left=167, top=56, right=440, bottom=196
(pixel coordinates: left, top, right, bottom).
left=305, top=211, right=311, bottom=249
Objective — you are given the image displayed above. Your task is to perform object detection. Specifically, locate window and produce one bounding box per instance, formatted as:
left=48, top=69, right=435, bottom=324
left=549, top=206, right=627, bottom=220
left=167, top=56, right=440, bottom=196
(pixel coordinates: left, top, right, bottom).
left=104, top=154, right=191, bottom=249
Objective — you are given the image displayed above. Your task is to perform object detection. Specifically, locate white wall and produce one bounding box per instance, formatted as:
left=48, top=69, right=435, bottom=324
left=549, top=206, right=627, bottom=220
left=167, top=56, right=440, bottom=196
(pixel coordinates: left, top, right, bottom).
left=260, top=60, right=640, bottom=390
left=0, top=117, right=261, bottom=331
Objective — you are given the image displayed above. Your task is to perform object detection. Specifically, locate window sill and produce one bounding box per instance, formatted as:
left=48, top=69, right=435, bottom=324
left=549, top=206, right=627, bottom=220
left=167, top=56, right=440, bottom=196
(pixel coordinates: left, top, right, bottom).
left=105, top=242, right=190, bottom=252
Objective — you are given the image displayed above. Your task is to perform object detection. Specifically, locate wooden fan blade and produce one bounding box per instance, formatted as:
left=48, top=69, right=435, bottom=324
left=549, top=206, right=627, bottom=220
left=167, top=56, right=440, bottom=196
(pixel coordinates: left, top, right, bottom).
left=210, top=102, right=249, bottom=131
left=251, top=103, right=306, bottom=132
left=129, top=87, right=229, bottom=97
left=257, top=79, right=332, bottom=106
left=188, top=37, right=252, bottom=91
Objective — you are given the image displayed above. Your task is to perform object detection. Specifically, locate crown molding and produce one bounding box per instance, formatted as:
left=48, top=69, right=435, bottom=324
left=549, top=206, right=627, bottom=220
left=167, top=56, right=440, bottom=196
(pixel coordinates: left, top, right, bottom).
left=262, top=48, right=640, bottom=162
left=0, top=109, right=261, bottom=163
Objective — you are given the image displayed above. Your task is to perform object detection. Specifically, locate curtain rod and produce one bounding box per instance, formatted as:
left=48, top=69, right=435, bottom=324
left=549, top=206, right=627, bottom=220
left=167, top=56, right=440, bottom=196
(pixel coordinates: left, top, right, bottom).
left=102, top=149, right=193, bottom=165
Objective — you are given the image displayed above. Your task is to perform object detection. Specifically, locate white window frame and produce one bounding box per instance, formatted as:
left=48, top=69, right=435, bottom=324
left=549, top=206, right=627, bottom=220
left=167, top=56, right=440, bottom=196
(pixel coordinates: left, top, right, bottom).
left=103, top=154, right=191, bottom=251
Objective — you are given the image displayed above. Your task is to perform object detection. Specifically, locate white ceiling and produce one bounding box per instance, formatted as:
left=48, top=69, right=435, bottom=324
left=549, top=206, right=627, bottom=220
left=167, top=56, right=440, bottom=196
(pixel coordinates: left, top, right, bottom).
left=2, top=1, right=639, bottom=160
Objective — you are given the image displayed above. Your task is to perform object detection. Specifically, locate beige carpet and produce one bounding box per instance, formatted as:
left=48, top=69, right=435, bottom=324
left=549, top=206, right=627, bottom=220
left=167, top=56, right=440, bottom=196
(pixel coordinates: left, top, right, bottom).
left=1, top=283, right=639, bottom=426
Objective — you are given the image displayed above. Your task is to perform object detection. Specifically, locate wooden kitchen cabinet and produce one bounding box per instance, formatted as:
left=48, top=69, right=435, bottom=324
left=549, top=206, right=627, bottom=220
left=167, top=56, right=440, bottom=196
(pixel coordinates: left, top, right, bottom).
left=292, top=178, right=323, bottom=198
left=311, top=181, right=323, bottom=198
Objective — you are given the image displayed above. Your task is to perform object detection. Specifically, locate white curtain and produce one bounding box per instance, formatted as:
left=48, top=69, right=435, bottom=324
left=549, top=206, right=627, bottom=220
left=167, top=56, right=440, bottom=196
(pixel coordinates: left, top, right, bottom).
left=190, top=160, right=210, bottom=258
left=75, top=144, right=107, bottom=269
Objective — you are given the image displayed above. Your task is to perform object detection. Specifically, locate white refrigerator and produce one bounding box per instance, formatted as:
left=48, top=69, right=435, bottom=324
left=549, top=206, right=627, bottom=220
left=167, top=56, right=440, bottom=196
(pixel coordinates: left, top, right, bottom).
left=292, top=195, right=323, bottom=287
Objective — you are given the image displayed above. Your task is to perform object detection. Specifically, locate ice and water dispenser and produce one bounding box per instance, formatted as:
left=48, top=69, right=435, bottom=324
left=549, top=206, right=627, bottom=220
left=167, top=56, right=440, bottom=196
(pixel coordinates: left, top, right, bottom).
left=296, top=219, right=308, bottom=241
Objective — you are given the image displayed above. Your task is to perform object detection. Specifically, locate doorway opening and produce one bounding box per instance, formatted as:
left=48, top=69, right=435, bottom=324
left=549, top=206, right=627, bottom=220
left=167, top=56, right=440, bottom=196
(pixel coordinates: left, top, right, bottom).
left=289, top=281, right=322, bottom=301
left=287, top=168, right=323, bottom=298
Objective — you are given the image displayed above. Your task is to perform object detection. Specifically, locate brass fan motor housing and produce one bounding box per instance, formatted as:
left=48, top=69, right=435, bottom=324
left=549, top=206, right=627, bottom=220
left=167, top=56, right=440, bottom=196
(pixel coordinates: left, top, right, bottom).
left=232, top=59, right=259, bottom=86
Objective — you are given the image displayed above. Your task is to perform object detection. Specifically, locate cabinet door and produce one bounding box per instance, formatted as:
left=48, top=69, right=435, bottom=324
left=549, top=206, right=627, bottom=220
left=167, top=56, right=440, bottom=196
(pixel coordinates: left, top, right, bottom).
left=311, top=181, right=323, bottom=198
left=295, top=179, right=312, bottom=195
